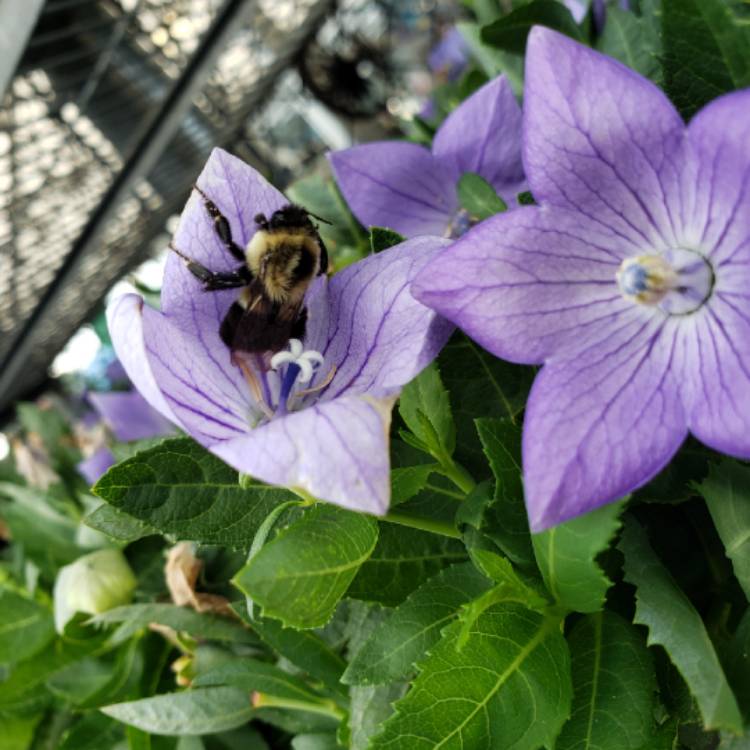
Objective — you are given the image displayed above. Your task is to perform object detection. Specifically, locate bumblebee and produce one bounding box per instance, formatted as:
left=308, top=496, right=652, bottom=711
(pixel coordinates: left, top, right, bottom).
left=172, top=185, right=328, bottom=354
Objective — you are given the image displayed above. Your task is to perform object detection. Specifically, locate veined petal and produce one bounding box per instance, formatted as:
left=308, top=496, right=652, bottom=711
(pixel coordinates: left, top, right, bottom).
left=677, top=294, right=750, bottom=459
left=412, top=206, right=634, bottom=365
left=87, top=390, right=172, bottom=442
left=212, top=394, right=395, bottom=514
left=328, top=142, right=457, bottom=237
left=432, top=75, right=525, bottom=199
left=303, top=237, right=453, bottom=400
left=162, top=148, right=288, bottom=332
left=524, top=27, right=691, bottom=251
left=688, top=90, right=750, bottom=265
left=524, top=316, right=686, bottom=531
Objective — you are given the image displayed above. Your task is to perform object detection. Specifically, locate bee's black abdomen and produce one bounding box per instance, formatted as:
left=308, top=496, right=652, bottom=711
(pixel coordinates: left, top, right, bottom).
left=221, top=300, right=303, bottom=354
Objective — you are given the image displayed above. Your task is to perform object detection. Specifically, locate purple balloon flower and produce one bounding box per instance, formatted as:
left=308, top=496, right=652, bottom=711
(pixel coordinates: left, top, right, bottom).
left=329, top=75, right=524, bottom=239
left=107, top=148, right=451, bottom=515
left=78, top=448, right=116, bottom=487
left=87, top=390, right=173, bottom=443
left=428, top=27, right=470, bottom=82
left=413, top=28, right=750, bottom=531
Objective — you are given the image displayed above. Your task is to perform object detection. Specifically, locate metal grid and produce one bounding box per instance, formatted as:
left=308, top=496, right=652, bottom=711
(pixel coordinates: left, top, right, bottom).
left=0, top=0, right=333, bottom=412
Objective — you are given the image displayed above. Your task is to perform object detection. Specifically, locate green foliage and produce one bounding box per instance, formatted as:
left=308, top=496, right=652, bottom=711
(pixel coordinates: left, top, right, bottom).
left=597, top=6, right=662, bottom=82
left=662, top=0, right=750, bottom=119
left=726, top=608, right=750, bottom=721
left=481, top=1, right=583, bottom=54
left=347, top=525, right=467, bottom=607
left=84, top=503, right=155, bottom=543
left=456, top=172, right=508, bottom=220
left=557, top=611, right=656, bottom=750
left=532, top=500, right=625, bottom=613
left=370, top=604, right=571, bottom=749
left=0, top=588, right=55, bottom=664
left=93, top=438, right=298, bottom=549
left=620, top=519, right=743, bottom=732
left=233, top=505, right=378, bottom=628
left=102, top=687, right=255, bottom=735
left=369, top=227, right=405, bottom=253
left=343, top=563, right=492, bottom=686
left=695, top=460, right=750, bottom=601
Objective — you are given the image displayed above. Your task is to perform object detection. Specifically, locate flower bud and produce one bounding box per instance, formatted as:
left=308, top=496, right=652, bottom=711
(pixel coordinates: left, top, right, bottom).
left=53, top=548, right=136, bottom=633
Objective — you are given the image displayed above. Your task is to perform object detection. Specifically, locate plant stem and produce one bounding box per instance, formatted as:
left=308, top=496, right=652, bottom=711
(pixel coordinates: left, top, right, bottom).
left=252, top=692, right=346, bottom=721
left=438, top=457, right=476, bottom=495
left=382, top=511, right=461, bottom=539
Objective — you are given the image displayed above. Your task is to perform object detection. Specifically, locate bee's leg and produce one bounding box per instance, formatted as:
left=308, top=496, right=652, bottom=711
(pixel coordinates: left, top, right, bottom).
left=170, top=244, right=251, bottom=290
left=193, top=184, right=246, bottom=263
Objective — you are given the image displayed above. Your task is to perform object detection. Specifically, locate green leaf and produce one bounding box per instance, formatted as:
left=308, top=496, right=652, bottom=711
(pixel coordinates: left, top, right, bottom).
left=399, top=363, right=455, bottom=459
left=619, top=519, right=743, bottom=732
left=47, top=655, right=115, bottom=705
left=457, top=22, right=524, bottom=95
left=343, top=562, right=492, bottom=686
left=468, top=548, right=547, bottom=608
left=291, top=734, right=339, bottom=750
left=348, top=683, right=406, bottom=750
left=726, top=608, right=750, bottom=721
left=93, top=438, right=297, bottom=549
left=0, top=712, right=43, bottom=750
left=90, top=603, right=256, bottom=645
left=695, top=460, right=750, bottom=601
left=370, top=604, right=571, bottom=749
left=346, top=525, right=467, bottom=607
left=242, top=615, right=346, bottom=696
left=481, top=0, right=583, bottom=54
left=597, top=6, right=663, bottom=82
left=369, top=227, right=404, bottom=253
left=557, top=611, right=656, bottom=750
left=233, top=505, right=378, bottom=629
left=390, top=465, right=436, bottom=507
left=194, top=660, right=326, bottom=705
left=0, top=588, right=55, bottom=664
left=516, top=190, right=536, bottom=205
left=59, top=711, right=124, bottom=750
left=662, top=0, right=750, bottom=119
left=101, top=687, right=254, bottom=736
left=83, top=504, right=155, bottom=543
left=472, top=418, right=534, bottom=567
left=532, top=500, right=625, bottom=613
left=456, top=173, right=507, bottom=221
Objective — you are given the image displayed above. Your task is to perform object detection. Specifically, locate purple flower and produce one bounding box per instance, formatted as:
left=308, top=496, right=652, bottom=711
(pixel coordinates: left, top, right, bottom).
left=413, top=28, right=750, bottom=531
left=428, top=27, right=470, bottom=82
left=87, top=390, right=173, bottom=443
left=107, top=149, right=450, bottom=515
left=77, top=448, right=116, bottom=486
left=329, top=75, right=524, bottom=239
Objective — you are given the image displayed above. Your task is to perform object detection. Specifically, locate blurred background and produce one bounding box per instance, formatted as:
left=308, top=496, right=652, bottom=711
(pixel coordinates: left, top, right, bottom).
left=0, top=0, right=469, bottom=456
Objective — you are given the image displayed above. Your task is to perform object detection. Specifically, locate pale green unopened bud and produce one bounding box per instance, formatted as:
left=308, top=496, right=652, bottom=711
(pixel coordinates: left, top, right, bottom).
left=53, top=548, right=136, bottom=633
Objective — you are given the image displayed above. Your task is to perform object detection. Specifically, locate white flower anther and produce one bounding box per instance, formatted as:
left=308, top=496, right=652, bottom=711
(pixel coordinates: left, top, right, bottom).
left=271, top=339, right=325, bottom=384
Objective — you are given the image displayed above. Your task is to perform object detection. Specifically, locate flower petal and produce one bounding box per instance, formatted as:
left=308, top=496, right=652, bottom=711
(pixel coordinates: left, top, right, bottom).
left=77, top=448, right=115, bottom=486
left=108, top=294, right=252, bottom=446
left=412, top=206, right=633, bottom=364
left=677, top=296, right=750, bottom=459
left=432, top=75, right=525, bottom=199
left=687, top=90, right=750, bottom=264
left=303, top=237, right=454, bottom=400
left=212, top=394, right=395, bottom=514
left=328, top=142, right=457, bottom=237
left=523, top=27, right=691, bottom=251
left=162, top=147, right=288, bottom=332
left=524, top=315, right=686, bottom=531
left=87, top=390, right=172, bottom=442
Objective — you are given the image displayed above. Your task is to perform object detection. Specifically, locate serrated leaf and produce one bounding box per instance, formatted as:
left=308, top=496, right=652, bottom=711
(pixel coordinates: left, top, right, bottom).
left=370, top=603, right=571, bottom=750
left=83, top=504, right=155, bottom=543
left=456, top=173, right=507, bottom=220
left=662, top=0, right=750, bottom=119
left=597, top=6, right=662, bottom=82
left=347, top=525, right=467, bottom=607
left=695, top=460, right=750, bottom=602
left=349, top=683, right=406, bottom=750
left=233, top=505, right=378, bottom=629
left=93, top=438, right=297, bottom=549
left=399, top=363, right=455, bottom=459
left=102, top=687, right=254, bottom=735
left=343, top=562, right=492, bottom=686
left=90, top=603, right=256, bottom=644
left=369, top=227, right=405, bottom=254
left=481, top=0, right=583, bottom=54
left=194, top=660, right=326, bottom=705
left=390, top=465, right=436, bottom=507
left=473, top=418, right=534, bottom=567
left=0, top=588, right=55, bottom=664
left=557, top=611, right=656, bottom=750
left=532, top=500, right=625, bottom=613
left=468, top=548, right=547, bottom=608
left=727, top=608, right=750, bottom=721
left=619, top=519, right=743, bottom=732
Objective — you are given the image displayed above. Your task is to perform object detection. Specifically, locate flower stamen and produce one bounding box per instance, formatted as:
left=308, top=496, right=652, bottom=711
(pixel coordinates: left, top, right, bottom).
left=271, top=339, right=326, bottom=415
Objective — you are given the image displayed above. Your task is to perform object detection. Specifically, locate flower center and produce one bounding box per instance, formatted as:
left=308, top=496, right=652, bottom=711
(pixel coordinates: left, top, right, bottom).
left=616, top=249, right=714, bottom=315
left=270, top=339, right=324, bottom=416
left=444, top=208, right=477, bottom=239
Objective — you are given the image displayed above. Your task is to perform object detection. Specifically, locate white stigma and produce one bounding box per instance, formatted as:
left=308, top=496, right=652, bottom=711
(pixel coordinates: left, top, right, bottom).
left=271, top=339, right=324, bottom=384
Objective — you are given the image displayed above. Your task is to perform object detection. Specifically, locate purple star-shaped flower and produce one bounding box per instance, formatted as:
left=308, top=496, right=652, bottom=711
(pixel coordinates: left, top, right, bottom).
left=413, top=28, right=750, bottom=531
left=107, top=149, right=450, bottom=515
left=428, top=27, right=470, bottom=83
left=329, top=75, right=524, bottom=239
